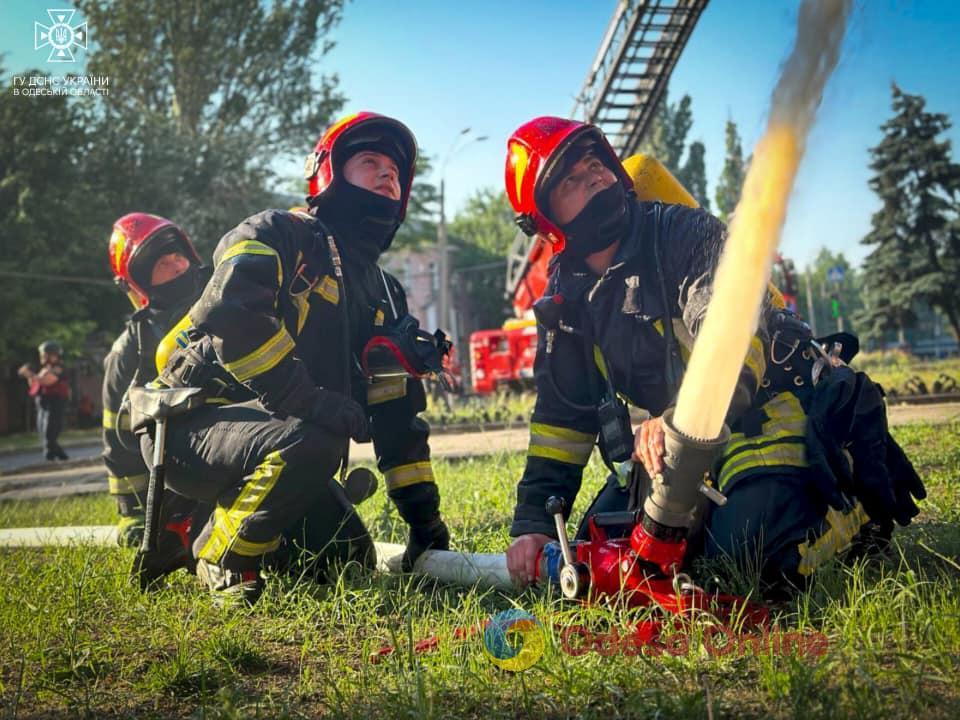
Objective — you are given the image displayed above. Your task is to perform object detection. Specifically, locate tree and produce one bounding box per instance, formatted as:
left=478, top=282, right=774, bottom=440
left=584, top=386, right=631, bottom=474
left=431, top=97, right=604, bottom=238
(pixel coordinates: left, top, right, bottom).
left=392, top=152, right=439, bottom=251
left=76, top=0, right=346, bottom=251
left=639, top=90, right=692, bottom=175
left=677, top=140, right=710, bottom=211
left=448, top=188, right=515, bottom=331
left=798, top=248, right=863, bottom=337
left=715, top=119, right=745, bottom=222
left=0, top=66, right=126, bottom=367
left=856, top=84, right=960, bottom=342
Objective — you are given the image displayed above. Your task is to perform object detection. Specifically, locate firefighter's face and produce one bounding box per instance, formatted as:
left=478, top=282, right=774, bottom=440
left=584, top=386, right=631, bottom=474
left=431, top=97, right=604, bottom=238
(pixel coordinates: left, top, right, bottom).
left=150, top=252, right=191, bottom=286
left=343, top=150, right=401, bottom=200
left=547, top=152, right=617, bottom=226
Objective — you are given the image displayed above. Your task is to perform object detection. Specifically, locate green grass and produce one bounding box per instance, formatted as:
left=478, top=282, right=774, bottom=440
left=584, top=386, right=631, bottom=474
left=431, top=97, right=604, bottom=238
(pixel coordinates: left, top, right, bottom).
left=0, top=424, right=958, bottom=718
left=423, top=390, right=535, bottom=427
left=854, top=351, right=960, bottom=396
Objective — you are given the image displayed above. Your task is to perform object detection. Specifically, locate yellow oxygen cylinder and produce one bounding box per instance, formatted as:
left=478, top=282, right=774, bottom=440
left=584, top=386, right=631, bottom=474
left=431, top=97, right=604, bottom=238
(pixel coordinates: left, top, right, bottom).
left=622, top=154, right=699, bottom=209
left=155, top=312, right=194, bottom=375
left=622, top=153, right=786, bottom=309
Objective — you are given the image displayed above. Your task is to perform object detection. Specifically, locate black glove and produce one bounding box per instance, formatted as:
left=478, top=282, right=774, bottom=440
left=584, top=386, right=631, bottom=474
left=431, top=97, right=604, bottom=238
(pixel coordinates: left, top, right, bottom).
left=312, top=391, right=370, bottom=443
left=401, top=517, right=450, bottom=572
left=883, top=431, right=926, bottom=526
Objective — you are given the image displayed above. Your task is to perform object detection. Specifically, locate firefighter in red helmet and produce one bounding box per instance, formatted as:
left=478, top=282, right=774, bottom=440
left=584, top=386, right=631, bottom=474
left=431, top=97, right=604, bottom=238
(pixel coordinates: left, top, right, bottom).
left=503, top=116, right=925, bottom=595
left=103, top=213, right=211, bottom=554
left=145, top=112, right=450, bottom=605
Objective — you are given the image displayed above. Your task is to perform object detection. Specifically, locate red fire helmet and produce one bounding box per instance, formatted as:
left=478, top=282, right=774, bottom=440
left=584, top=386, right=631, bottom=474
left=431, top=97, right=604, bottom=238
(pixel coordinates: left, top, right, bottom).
left=304, top=111, right=418, bottom=222
left=505, top=116, right=632, bottom=252
left=108, top=213, right=201, bottom=308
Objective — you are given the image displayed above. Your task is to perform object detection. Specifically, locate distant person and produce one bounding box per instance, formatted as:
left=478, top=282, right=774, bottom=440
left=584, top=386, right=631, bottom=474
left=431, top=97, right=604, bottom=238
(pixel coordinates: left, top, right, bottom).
left=18, top=340, right=71, bottom=461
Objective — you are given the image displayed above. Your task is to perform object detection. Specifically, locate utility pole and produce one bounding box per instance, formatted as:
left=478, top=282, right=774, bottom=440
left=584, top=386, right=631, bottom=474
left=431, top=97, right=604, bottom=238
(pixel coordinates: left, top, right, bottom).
left=437, top=177, right=448, bottom=331
left=804, top=271, right=818, bottom=336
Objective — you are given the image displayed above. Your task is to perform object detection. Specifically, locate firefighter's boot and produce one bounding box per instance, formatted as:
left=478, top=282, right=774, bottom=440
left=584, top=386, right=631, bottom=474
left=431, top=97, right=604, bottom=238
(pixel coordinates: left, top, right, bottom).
left=196, top=558, right=265, bottom=607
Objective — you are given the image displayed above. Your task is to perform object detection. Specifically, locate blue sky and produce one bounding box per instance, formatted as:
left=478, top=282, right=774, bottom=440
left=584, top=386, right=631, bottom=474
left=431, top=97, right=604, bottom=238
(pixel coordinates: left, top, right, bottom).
left=3, top=0, right=959, bottom=269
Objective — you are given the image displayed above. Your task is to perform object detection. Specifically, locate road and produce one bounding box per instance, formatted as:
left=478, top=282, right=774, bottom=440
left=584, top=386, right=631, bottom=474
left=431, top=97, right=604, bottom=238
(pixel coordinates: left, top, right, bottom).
left=1, top=402, right=957, bottom=503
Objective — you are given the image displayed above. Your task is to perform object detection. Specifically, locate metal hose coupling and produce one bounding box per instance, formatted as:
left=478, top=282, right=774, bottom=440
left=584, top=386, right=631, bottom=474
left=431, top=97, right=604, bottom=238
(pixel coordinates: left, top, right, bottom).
left=642, top=407, right=731, bottom=531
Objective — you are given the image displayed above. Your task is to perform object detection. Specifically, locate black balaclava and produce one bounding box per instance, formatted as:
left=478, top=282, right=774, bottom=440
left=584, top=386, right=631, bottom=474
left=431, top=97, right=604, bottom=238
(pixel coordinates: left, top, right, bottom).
left=311, top=140, right=408, bottom=268
left=541, top=137, right=630, bottom=261
left=148, top=264, right=204, bottom=310
left=558, top=182, right=630, bottom=261
left=129, top=232, right=204, bottom=310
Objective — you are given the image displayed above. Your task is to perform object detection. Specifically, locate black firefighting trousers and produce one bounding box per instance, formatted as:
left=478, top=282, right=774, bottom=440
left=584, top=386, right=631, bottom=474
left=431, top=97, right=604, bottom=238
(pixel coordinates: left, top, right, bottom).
left=140, top=400, right=374, bottom=575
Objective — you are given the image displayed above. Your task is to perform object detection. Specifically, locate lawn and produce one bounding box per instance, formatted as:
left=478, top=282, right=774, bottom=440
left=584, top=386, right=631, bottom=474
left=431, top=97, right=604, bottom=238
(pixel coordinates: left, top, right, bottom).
left=0, top=423, right=958, bottom=719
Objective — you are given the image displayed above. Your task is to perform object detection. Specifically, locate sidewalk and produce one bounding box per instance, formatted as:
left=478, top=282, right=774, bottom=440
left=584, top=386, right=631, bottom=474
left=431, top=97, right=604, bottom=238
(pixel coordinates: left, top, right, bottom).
left=1, top=402, right=956, bottom=503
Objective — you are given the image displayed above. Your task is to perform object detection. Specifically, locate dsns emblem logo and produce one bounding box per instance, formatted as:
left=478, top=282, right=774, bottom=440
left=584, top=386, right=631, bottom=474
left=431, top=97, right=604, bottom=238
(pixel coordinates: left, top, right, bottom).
left=482, top=609, right=545, bottom=672
left=35, top=9, right=88, bottom=63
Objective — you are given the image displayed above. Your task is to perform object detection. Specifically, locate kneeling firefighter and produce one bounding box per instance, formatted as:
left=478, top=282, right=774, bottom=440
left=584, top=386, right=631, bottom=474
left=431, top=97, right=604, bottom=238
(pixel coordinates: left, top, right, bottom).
left=145, top=112, right=450, bottom=605
left=103, top=213, right=212, bottom=558
left=503, top=116, right=925, bottom=594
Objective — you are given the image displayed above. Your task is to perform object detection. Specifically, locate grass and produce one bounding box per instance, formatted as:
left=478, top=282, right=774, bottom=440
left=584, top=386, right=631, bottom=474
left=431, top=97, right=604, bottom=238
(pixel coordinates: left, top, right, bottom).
left=423, top=389, right=535, bottom=428
left=854, top=351, right=960, bottom=396
left=0, top=423, right=958, bottom=718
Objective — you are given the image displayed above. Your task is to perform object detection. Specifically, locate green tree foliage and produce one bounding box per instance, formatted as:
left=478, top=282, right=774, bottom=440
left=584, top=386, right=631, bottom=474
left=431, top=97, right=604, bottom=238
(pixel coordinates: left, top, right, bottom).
left=448, top=188, right=514, bottom=331
left=639, top=91, right=691, bottom=173
left=77, top=0, right=345, bottom=253
left=677, top=140, right=710, bottom=211
left=797, top=248, right=863, bottom=337
left=1, top=1, right=345, bottom=369
left=714, top=119, right=745, bottom=222
left=0, top=66, right=124, bottom=366
left=392, top=152, right=439, bottom=250
left=639, top=90, right=709, bottom=209
left=855, top=84, right=960, bottom=343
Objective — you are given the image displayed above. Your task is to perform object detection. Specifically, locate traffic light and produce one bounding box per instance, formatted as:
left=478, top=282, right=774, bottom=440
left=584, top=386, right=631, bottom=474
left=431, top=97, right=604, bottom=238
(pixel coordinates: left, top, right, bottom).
left=830, top=296, right=840, bottom=319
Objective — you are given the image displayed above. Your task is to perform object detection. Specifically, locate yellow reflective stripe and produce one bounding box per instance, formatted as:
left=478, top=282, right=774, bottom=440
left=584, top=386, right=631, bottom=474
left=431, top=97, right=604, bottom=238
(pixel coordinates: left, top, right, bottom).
left=718, top=393, right=808, bottom=490
left=652, top=319, right=693, bottom=363
left=231, top=535, right=282, bottom=557
left=718, top=441, right=806, bottom=491
left=108, top=473, right=148, bottom=495
left=223, top=326, right=295, bottom=382
left=374, top=309, right=385, bottom=326
left=385, top=461, right=435, bottom=490
left=797, top=502, right=870, bottom=576
left=102, top=409, right=130, bottom=431
left=528, top=422, right=595, bottom=466
left=313, top=275, right=339, bottom=305
left=198, top=450, right=286, bottom=563
left=367, top=377, right=407, bottom=405
left=744, top=335, right=766, bottom=390
left=217, top=239, right=282, bottom=287
left=593, top=345, right=609, bottom=380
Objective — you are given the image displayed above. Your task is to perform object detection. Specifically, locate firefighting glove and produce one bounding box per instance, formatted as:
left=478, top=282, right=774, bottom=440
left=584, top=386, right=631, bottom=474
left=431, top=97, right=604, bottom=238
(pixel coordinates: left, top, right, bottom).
left=805, top=367, right=857, bottom=511
left=882, top=431, right=926, bottom=526
left=311, top=391, right=370, bottom=443
left=843, top=372, right=900, bottom=528
left=401, top=516, right=450, bottom=572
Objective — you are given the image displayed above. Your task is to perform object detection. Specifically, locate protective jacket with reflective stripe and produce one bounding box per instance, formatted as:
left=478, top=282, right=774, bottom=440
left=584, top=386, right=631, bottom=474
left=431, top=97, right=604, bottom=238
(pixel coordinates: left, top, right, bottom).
left=102, top=301, right=197, bottom=496
left=511, top=200, right=772, bottom=537
left=186, top=209, right=436, bottom=521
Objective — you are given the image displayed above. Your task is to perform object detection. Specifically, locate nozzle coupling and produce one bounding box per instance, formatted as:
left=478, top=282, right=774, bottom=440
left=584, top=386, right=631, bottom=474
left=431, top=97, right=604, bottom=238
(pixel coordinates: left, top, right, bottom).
left=642, top=407, right=730, bottom=531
